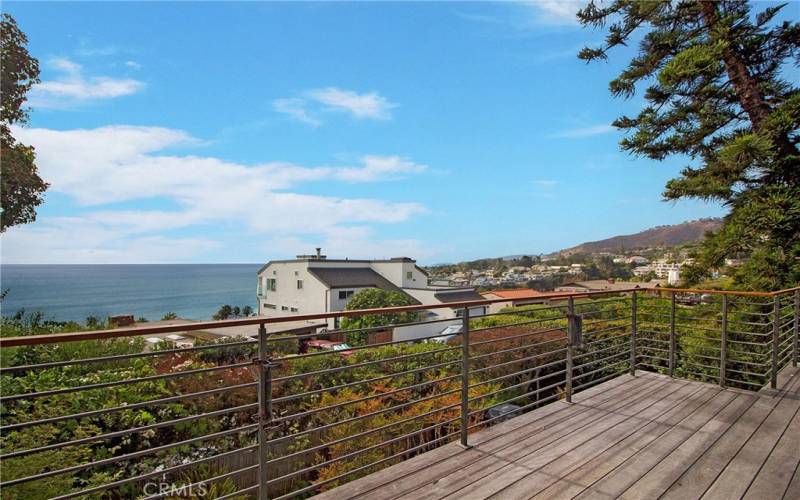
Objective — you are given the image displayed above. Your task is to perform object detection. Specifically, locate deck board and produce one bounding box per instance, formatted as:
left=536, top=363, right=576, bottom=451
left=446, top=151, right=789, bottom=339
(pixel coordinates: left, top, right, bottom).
left=486, top=380, right=705, bottom=499
left=528, top=384, right=724, bottom=500
left=313, top=366, right=800, bottom=500
left=742, top=405, right=800, bottom=500
left=660, top=367, right=800, bottom=500
left=448, top=379, right=693, bottom=499
left=405, top=377, right=670, bottom=500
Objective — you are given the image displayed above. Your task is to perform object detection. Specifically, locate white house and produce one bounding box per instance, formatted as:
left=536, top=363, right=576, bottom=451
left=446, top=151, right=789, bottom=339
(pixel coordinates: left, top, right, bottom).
left=256, top=249, right=486, bottom=338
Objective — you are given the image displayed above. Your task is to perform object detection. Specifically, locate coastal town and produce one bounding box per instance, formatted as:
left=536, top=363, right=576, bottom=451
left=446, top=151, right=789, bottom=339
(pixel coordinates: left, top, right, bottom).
left=120, top=242, right=743, bottom=349
left=2, top=1, right=797, bottom=498
left=428, top=253, right=689, bottom=289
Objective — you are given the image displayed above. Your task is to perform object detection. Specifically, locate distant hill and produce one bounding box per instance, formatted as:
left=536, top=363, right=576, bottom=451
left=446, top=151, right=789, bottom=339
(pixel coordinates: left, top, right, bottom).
left=552, top=218, right=723, bottom=256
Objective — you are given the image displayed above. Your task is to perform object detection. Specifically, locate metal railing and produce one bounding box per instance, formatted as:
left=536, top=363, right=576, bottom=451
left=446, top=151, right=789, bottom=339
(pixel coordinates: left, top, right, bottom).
left=0, top=286, right=797, bottom=499
left=636, top=287, right=799, bottom=391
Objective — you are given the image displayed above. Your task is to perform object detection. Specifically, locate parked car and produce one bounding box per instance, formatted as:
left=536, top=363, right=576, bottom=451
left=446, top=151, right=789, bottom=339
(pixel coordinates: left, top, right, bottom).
left=485, top=403, right=522, bottom=423
left=304, top=339, right=354, bottom=356
left=427, top=324, right=463, bottom=344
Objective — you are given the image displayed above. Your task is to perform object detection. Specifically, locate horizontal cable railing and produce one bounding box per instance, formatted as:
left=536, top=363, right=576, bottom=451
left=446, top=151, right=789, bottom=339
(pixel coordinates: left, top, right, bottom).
left=0, top=286, right=797, bottom=499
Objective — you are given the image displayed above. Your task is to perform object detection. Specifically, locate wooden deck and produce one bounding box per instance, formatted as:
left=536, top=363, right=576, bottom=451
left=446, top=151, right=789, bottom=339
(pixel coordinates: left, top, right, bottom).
left=315, top=366, right=800, bottom=500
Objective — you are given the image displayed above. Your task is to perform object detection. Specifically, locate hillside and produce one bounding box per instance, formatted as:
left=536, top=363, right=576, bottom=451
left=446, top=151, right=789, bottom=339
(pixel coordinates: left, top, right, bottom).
left=553, top=218, right=722, bottom=256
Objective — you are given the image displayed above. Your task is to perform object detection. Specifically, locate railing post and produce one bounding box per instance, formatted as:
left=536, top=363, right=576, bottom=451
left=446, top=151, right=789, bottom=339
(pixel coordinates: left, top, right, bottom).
left=669, top=292, right=676, bottom=378
left=257, top=323, right=272, bottom=500
left=459, top=307, right=471, bottom=448
left=720, top=295, right=728, bottom=388
left=566, top=296, right=574, bottom=403
left=793, top=290, right=799, bottom=368
left=771, top=296, right=779, bottom=390
left=630, top=290, right=637, bottom=376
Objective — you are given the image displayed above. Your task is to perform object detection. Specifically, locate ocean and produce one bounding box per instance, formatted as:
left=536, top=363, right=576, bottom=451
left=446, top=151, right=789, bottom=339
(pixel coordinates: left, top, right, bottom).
left=0, top=264, right=261, bottom=323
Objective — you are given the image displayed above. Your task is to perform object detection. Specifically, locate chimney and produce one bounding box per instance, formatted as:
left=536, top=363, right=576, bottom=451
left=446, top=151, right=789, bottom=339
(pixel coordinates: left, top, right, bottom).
left=296, top=248, right=326, bottom=260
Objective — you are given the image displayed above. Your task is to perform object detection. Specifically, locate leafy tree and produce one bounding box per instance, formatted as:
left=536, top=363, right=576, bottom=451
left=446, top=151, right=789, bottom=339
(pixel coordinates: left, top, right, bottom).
left=85, top=316, right=103, bottom=328
left=339, top=289, right=420, bottom=345
left=212, top=304, right=233, bottom=320
left=578, top=1, right=800, bottom=289
left=161, top=311, right=178, bottom=320
left=242, top=305, right=253, bottom=317
left=1, top=13, right=47, bottom=232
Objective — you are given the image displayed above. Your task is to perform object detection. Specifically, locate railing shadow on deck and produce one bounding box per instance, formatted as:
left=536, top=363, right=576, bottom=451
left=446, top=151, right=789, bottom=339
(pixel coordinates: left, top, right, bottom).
left=0, top=286, right=797, bottom=499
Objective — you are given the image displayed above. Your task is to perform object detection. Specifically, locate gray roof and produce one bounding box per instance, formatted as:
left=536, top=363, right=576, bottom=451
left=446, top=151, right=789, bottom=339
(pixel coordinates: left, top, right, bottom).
left=434, top=290, right=485, bottom=303
left=258, top=257, right=416, bottom=275
left=308, top=267, right=403, bottom=292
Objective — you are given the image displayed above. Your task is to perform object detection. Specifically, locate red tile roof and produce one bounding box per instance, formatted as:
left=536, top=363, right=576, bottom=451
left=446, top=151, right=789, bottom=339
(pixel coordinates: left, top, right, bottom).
left=482, top=289, right=555, bottom=299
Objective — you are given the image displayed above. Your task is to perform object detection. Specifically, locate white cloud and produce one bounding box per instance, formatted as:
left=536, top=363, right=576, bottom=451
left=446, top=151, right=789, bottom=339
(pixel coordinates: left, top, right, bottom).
left=273, top=87, right=396, bottom=125
left=523, top=0, right=585, bottom=25
left=124, top=60, right=142, bottom=70
left=549, top=124, right=616, bottom=139
left=75, top=43, right=118, bottom=57
left=1, top=217, right=221, bottom=264
left=333, top=155, right=427, bottom=182
left=306, top=87, right=395, bottom=120
left=13, top=126, right=427, bottom=206
left=30, top=58, right=144, bottom=107
left=272, top=97, right=321, bottom=126
left=532, top=179, right=558, bottom=198
left=4, top=125, right=429, bottom=263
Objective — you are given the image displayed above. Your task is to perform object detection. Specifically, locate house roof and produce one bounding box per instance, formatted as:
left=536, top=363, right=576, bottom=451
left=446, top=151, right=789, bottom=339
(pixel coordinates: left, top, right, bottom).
left=559, top=280, right=663, bottom=291
left=307, top=267, right=403, bottom=292
left=482, top=289, right=548, bottom=299
left=434, top=290, right=485, bottom=303
left=258, top=257, right=417, bottom=275
left=482, top=289, right=575, bottom=300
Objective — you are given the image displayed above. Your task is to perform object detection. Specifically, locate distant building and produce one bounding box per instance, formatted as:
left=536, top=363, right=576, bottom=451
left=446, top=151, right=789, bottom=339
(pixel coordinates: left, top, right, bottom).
left=256, top=250, right=486, bottom=335
left=555, top=279, right=663, bottom=293
left=667, top=268, right=681, bottom=286
left=651, top=259, right=682, bottom=278
left=481, top=289, right=568, bottom=314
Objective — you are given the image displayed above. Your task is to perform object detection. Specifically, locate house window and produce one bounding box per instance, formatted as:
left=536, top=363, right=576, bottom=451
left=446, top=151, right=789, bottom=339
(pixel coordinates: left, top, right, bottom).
left=297, top=280, right=303, bottom=289
left=294, top=270, right=299, bottom=276
left=266, top=278, right=277, bottom=291
left=290, top=307, right=298, bottom=312
left=338, top=290, right=354, bottom=300
left=281, top=306, right=289, bottom=311
left=263, top=303, right=277, bottom=310
left=406, top=271, right=413, bottom=279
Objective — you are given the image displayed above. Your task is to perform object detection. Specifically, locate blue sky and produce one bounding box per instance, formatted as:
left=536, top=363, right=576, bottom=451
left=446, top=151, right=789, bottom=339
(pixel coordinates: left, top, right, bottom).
left=6, top=0, right=775, bottom=265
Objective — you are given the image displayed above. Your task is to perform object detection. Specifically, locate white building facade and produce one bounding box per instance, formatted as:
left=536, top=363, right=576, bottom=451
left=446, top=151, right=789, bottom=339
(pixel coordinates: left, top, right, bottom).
left=256, top=250, right=486, bottom=333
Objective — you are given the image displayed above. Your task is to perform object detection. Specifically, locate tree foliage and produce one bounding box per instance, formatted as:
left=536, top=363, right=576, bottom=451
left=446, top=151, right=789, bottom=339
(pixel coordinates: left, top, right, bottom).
left=339, top=289, right=420, bottom=344
left=578, top=0, right=800, bottom=289
left=212, top=304, right=253, bottom=320
left=1, top=13, right=47, bottom=232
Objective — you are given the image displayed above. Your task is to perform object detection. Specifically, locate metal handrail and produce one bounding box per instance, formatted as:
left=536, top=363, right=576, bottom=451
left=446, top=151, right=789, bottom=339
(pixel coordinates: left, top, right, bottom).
left=3, top=285, right=799, bottom=348
left=0, top=286, right=797, bottom=499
